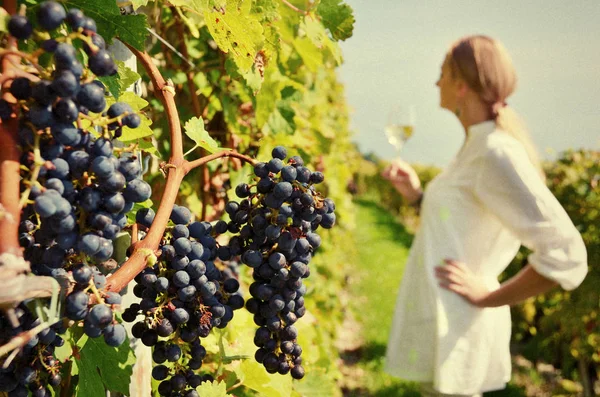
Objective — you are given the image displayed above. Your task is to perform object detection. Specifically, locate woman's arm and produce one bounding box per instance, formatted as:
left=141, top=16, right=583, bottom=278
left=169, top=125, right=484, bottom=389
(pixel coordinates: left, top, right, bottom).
left=435, top=259, right=559, bottom=308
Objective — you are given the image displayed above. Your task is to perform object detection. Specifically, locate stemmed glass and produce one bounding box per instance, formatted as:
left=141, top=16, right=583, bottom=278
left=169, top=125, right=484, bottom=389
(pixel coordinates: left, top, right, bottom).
left=384, top=104, right=415, bottom=156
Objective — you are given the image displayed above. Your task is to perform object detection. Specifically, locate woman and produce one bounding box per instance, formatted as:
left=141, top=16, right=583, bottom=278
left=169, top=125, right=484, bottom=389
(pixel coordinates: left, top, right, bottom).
left=382, top=35, right=588, bottom=397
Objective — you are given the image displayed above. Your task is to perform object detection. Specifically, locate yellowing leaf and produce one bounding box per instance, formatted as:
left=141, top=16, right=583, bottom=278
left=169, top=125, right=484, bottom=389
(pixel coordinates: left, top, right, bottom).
left=196, top=380, right=229, bottom=396
left=240, top=360, right=293, bottom=397
left=183, top=117, right=221, bottom=153
left=204, top=0, right=265, bottom=73
left=119, top=116, right=153, bottom=141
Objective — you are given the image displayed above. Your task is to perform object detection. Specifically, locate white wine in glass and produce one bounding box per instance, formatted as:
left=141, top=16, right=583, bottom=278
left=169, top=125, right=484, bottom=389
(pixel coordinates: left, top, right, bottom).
left=385, top=105, right=415, bottom=154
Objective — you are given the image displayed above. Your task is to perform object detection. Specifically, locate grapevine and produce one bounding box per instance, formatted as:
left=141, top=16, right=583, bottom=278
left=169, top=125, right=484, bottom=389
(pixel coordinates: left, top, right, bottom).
left=0, top=0, right=354, bottom=395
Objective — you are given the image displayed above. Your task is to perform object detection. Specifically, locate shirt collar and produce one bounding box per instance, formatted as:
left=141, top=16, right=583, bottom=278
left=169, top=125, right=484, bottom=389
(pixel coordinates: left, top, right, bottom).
left=467, top=120, right=496, bottom=138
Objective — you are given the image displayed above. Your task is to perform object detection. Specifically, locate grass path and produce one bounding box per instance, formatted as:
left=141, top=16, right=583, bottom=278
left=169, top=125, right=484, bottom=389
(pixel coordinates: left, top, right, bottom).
left=342, top=198, right=526, bottom=397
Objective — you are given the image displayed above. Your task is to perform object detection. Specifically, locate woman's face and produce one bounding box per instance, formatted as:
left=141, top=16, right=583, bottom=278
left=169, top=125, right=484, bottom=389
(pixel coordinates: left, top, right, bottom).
left=435, top=57, right=460, bottom=112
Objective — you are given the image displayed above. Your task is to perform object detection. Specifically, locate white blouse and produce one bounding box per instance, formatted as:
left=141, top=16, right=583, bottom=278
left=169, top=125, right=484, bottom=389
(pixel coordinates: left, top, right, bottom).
left=384, top=120, right=588, bottom=394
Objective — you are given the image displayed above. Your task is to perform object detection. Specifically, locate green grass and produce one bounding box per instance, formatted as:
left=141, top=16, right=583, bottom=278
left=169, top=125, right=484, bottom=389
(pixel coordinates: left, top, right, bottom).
left=346, top=198, right=527, bottom=397
left=345, top=198, right=420, bottom=396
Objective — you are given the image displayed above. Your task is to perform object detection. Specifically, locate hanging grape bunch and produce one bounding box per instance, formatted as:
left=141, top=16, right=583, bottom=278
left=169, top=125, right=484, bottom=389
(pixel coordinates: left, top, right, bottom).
left=3, top=0, right=146, bottom=353
left=227, top=146, right=336, bottom=379
left=0, top=305, right=67, bottom=397
left=121, top=205, right=245, bottom=396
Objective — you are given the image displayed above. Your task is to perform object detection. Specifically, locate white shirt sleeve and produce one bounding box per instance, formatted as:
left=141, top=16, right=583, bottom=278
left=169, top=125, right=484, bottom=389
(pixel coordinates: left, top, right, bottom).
left=473, top=141, right=588, bottom=290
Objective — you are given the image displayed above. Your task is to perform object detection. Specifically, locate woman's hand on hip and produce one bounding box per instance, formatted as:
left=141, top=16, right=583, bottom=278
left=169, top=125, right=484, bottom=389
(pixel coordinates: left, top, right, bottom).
left=435, top=259, right=490, bottom=308
left=381, top=159, right=422, bottom=203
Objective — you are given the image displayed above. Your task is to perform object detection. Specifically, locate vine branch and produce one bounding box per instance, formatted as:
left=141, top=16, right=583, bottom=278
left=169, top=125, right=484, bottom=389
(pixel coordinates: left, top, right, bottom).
left=281, top=0, right=309, bottom=15
left=120, top=42, right=184, bottom=164
left=183, top=150, right=256, bottom=174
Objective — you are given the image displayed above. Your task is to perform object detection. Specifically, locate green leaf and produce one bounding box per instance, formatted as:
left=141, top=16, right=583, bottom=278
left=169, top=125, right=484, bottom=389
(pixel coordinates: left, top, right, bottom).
left=292, top=368, right=338, bottom=397
left=137, top=138, right=158, bottom=154
left=98, top=60, right=140, bottom=99
left=183, top=117, right=221, bottom=153
left=0, top=8, right=9, bottom=33
left=130, top=0, right=150, bottom=8
left=316, top=0, right=355, bottom=41
left=64, top=0, right=148, bottom=50
left=111, top=91, right=149, bottom=112
left=169, top=0, right=226, bottom=13
left=204, top=0, right=265, bottom=73
left=119, top=116, right=154, bottom=141
left=196, top=380, right=229, bottom=396
left=76, top=334, right=136, bottom=395
left=240, top=360, right=293, bottom=397
left=293, top=36, right=323, bottom=72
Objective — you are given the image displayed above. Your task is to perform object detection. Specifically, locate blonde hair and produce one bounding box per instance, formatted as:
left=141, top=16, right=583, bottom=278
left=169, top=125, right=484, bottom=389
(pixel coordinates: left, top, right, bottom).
left=447, top=35, right=544, bottom=178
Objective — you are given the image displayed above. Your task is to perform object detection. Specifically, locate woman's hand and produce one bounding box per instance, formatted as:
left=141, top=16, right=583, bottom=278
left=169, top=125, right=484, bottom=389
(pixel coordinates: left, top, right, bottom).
left=381, top=158, right=422, bottom=203
left=435, top=259, right=490, bottom=307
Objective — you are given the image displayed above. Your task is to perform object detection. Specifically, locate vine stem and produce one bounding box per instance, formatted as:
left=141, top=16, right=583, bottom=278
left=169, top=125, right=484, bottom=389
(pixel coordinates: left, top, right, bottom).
left=121, top=43, right=184, bottom=163
left=0, top=0, right=24, bottom=257
left=173, top=14, right=209, bottom=221
left=281, top=0, right=309, bottom=15
left=0, top=321, right=50, bottom=358
left=183, top=150, right=256, bottom=174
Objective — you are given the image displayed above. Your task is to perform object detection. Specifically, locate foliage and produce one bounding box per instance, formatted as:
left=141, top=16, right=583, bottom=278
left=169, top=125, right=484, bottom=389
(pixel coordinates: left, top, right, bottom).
left=506, top=149, right=600, bottom=385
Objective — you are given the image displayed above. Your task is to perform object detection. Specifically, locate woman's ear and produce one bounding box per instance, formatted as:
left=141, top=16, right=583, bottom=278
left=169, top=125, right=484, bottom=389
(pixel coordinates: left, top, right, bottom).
left=456, top=80, right=468, bottom=98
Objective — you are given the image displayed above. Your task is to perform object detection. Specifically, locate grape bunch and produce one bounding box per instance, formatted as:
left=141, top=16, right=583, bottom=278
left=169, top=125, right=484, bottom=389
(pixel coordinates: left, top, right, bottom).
left=0, top=305, right=67, bottom=397
left=0, top=2, right=148, bottom=394
left=122, top=205, right=244, bottom=396
left=227, top=146, right=336, bottom=379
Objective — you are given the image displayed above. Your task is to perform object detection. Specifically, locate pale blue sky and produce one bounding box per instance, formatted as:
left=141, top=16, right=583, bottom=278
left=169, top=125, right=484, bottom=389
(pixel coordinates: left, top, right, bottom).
left=338, top=1, right=600, bottom=166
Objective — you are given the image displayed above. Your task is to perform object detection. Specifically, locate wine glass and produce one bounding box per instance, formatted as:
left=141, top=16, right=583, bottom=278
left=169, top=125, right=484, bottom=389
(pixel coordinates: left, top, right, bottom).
left=384, top=104, right=415, bottom=155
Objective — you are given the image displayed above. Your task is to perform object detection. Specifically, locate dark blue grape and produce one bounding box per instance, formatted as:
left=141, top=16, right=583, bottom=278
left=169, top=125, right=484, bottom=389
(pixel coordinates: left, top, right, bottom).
left=8, top=16, right=32, bottom=39
left=51, top=70, right=79, bottom=97
left=87, top=304, right=112, bottom=328
left=31, top=81, right=55, bottom=106
left=37, top=1, right=67, bottom=30
left=123, top=179, right=152, bottom=202
left=271, top=146, right=287, bottom=159
left=65, top=8, right=84, bottom=29
left=53, top=98, right=79, bottom=123
left=0, top=100, right=12, bottom=120
left=103, top=323, right=126, bottom=347
left=89, top=50, right=117, bottom=76
left=28, top=104, right=54, bottom=128
left=170, top=205, right=191, bottom=225
left=77, top=84, right=106, bottom=113
left=9, top=77, right=32, bottom=100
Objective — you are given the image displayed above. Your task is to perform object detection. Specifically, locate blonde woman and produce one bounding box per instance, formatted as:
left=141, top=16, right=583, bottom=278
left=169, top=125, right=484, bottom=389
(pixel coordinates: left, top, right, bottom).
left=381, top=35, right=588, bottom=397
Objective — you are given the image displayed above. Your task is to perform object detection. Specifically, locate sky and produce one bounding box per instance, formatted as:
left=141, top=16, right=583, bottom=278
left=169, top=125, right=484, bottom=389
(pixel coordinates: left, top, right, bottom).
left=337, top=1, right=600, bottom=167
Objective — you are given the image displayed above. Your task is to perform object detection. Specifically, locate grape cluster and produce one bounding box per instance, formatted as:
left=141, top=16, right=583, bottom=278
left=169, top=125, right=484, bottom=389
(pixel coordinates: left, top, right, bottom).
left=6, top=1, right=149, bottom=348
left=122, top=205, right=244, bottom=396
left=227, top=146, right=336, bottom=379
left=0, top=305, right=66, bottom=397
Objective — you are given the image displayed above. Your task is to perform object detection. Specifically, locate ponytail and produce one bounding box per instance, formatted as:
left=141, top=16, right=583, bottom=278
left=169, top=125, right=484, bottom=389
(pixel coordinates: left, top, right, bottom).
left=495, top=106, right=545, bottom=180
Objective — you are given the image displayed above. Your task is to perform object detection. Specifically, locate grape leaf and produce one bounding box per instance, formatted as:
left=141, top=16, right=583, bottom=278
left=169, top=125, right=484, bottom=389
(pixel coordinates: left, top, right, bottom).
left=293, top=37, right=323, bottom=72
left=196, top=380, right=229, bottom=396
left=98, top=60, right=141, bottom=99
left=75, top=334, right=136, bottom=395
left=169, top=0, right=226, bottom=13
left=292, top=368, right=338, bottom=397
left=64, top=0, right=148, bottom=50
left=130, top=0, right=150, bottom=8
left=0, top=8, right=9, bottom=33
left=184, top=117, right=221, bottom=153
left=240, top=360, right=293, bottom=397
left=316, top=0, right=355, bottom=41
left=204, top=0, right=265, bottom=73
